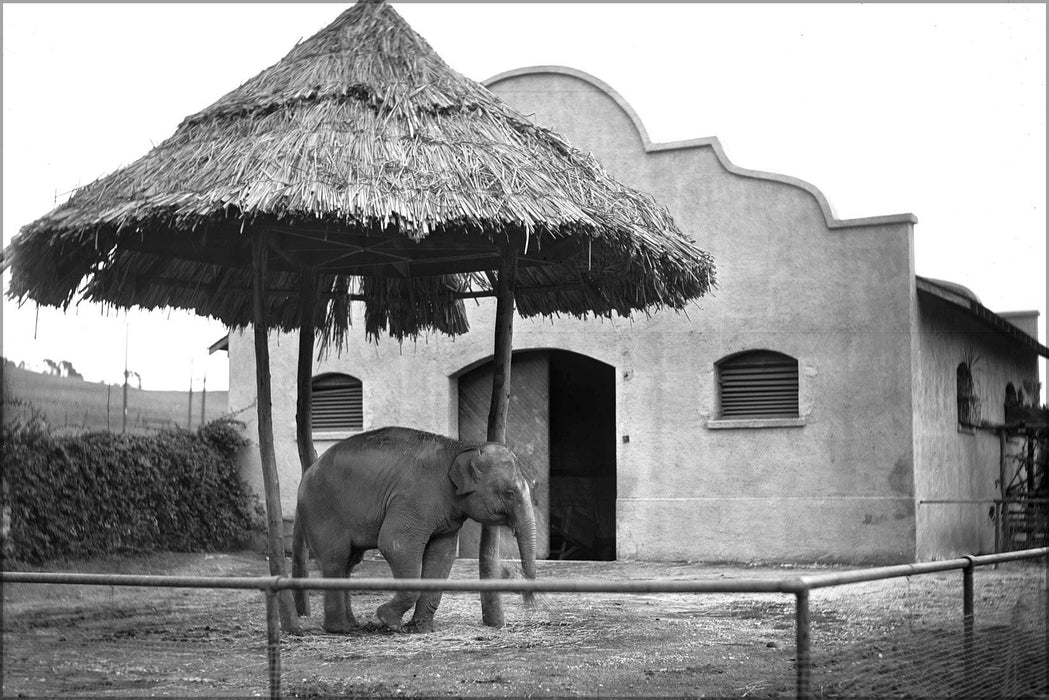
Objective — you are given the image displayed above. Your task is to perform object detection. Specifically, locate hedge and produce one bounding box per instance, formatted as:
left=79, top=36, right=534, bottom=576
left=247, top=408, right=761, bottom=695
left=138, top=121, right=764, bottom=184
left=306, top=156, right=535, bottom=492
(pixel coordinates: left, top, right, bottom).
left=1, top=417, right=262, bottom=564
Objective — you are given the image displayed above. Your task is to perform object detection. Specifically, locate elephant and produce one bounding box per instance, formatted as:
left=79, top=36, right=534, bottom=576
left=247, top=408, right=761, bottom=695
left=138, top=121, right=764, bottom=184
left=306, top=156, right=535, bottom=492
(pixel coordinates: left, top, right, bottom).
left=291, top=426, right=537, bottom=633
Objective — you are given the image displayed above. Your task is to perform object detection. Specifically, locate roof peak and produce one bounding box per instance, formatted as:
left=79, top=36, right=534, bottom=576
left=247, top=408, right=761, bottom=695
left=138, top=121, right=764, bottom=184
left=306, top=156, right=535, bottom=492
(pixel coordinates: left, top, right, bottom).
left=183, top=0, right=466, bottom=126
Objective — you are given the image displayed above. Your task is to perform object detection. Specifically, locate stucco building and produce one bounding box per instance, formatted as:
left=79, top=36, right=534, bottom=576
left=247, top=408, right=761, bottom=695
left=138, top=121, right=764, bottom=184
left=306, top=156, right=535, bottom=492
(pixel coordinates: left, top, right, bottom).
left=228, top=66, right=1046, bottom=565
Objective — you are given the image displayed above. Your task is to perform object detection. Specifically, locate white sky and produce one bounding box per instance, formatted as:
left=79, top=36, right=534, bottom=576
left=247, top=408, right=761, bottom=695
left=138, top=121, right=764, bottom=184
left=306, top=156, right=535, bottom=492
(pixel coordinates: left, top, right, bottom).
left=2, top=3, right=1046, bottom=394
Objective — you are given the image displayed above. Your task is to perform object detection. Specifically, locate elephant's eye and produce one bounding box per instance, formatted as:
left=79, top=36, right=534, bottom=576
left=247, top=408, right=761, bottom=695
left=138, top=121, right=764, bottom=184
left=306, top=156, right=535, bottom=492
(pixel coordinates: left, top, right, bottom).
left=503, top=489, right=515, bottom=500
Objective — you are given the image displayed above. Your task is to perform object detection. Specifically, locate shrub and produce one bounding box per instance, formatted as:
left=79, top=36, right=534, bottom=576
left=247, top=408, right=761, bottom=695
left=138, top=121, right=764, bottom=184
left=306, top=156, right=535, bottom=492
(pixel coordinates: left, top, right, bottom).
left=1, top=416, right=260, bottom=564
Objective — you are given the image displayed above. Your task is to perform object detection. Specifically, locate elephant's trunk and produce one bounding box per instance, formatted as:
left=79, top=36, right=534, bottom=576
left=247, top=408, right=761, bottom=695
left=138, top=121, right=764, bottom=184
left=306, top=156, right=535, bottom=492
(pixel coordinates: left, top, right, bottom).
left=512, top=484, right=538, bottom=607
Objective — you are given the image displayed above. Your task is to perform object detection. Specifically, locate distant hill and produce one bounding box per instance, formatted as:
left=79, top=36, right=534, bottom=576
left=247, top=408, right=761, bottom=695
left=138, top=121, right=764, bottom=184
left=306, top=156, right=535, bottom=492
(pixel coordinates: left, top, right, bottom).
left=2, top=363, right=229, bottom=434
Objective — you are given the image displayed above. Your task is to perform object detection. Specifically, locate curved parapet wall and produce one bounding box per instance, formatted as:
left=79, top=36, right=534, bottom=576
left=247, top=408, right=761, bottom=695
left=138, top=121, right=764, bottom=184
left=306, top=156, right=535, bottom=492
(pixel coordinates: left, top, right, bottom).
left=485, top=65, right=917, bottom=230
left=478, top=64, right=921, bottom=563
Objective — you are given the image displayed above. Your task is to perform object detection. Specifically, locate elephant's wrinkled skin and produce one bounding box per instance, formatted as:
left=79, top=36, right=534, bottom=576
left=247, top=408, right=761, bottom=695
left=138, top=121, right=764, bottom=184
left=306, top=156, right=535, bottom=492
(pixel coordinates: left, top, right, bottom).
left=292, top=426, right=537, bottom=633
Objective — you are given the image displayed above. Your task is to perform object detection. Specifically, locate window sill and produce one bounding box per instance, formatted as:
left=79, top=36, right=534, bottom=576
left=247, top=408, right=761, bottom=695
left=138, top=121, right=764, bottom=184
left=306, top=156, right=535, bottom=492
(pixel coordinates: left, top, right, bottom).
left=957, top=424, right=977, bottom=436
left=706, top=417, right=806, bottom=430
left=312, top=430, right=361, bottom=442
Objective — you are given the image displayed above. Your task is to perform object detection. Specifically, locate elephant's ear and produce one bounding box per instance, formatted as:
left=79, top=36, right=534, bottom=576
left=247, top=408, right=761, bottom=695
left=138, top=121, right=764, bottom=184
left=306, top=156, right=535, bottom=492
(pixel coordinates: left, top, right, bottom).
left=449, top=449, right=482, bottom=496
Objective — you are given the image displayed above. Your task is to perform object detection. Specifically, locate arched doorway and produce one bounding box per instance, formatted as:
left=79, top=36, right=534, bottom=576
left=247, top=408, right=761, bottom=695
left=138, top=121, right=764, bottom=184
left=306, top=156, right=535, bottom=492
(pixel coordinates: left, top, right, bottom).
left=456, top=350, right=616, bottom=560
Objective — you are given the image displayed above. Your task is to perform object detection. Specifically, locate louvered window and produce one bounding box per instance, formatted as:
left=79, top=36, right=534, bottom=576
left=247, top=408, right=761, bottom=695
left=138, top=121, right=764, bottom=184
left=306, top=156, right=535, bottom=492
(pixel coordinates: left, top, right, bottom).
left=717, top=351, right=799, bottom=419
left=311, top=373, right=363, bottom=432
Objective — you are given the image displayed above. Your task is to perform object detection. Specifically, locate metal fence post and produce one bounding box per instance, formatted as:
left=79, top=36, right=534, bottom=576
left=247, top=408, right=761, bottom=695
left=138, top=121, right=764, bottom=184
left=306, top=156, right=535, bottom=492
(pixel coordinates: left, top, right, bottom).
left=1044, top=550, right=1048, bottom=694
left=993, top=500, right=1001, bottom=561
left=266, top=587, right=282, bottom=699
left=795, top=589, right=811, bottom=700
left=963, top=555, right=975, bottom=691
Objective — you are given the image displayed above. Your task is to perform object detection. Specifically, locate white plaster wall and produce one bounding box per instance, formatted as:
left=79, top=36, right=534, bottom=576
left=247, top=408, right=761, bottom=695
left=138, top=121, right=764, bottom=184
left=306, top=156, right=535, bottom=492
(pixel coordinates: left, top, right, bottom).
left=229, top=67, right=921, bottom=564
left=912, top=295, right=1041, bottom=559
left=486, top=70, right=918, bottom=564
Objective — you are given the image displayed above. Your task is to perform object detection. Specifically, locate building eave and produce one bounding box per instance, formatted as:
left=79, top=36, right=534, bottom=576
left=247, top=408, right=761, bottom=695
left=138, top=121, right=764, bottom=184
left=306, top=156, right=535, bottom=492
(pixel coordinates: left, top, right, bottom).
left=916, top=276, right=1049, bottom=358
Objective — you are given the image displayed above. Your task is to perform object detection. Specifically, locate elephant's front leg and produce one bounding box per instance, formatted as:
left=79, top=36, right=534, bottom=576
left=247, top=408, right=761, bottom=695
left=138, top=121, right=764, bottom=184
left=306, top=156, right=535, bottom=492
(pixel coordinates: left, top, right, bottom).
left=375, top=522, right=426, bottom=631
left=406, top=531, right=459, bottom=633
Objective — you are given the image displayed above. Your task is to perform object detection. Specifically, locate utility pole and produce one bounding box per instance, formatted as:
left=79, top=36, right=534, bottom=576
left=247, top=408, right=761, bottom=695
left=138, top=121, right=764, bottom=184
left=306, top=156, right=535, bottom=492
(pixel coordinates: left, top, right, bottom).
left=187, top=360, right=194, bottom=429
left=200, top=370, right=207, bottom=427
left=122, top=323, right=129, bottom=434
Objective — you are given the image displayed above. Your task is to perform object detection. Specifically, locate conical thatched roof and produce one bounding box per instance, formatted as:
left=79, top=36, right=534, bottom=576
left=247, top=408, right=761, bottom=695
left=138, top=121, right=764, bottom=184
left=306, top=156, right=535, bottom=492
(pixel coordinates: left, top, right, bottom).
left=7, top=0, right=715, bottom=339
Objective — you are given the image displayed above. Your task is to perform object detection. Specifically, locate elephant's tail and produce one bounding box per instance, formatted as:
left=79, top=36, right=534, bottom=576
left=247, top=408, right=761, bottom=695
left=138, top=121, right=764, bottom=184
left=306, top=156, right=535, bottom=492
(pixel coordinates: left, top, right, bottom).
left=291, top=508, right=310, bottom=617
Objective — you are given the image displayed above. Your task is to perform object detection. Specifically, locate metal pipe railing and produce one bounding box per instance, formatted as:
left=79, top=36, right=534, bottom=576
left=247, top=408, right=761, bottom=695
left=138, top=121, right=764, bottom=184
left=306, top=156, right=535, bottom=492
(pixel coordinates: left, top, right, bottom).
left=3, top=547, right=1046, bottom=700
left=0, top=572, right=282, bottom=589
left=7, top=548, right=1042, bottom=594
left=0, top=570, right=793, bottom=593
left=786, top=548, right=1048, bottom=591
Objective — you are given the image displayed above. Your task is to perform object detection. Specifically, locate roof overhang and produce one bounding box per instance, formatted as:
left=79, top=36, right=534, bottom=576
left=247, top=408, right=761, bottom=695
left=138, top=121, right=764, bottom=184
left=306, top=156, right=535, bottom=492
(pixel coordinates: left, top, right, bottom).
left=916, top=276, right=1049, bottom=358
left=209, top=334, right=230, bottom=355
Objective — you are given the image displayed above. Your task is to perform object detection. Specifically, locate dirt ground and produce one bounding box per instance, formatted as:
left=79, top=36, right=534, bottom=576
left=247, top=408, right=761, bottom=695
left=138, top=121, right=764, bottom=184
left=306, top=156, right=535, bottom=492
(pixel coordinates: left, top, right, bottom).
left=3, top=551, right=1045, bottom=698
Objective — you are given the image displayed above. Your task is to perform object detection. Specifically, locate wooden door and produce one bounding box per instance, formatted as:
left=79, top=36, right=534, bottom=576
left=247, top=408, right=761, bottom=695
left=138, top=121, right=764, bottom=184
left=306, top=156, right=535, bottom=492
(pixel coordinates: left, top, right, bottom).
left=457, top=351, right=550, bottom=559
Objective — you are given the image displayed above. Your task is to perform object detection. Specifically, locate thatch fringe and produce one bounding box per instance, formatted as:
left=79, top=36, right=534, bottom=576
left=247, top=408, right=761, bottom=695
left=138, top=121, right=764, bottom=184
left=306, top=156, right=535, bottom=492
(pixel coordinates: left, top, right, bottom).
left=319, top=276, right=354, bottom=355
left=362, top=274, right=470, bottom=342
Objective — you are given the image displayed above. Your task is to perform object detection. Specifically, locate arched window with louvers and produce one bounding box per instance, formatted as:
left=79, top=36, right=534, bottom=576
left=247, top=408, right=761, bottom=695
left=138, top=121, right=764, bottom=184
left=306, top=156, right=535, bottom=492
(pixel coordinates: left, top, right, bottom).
left=715, top=350, right=800, bottom=419
left=311, top=373, right=364, bottom=434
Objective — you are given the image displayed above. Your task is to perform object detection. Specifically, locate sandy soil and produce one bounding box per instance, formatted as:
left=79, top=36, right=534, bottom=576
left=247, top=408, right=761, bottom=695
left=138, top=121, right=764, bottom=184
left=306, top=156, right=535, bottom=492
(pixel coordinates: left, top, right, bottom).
left=2, top=551, right=1045, bottom=697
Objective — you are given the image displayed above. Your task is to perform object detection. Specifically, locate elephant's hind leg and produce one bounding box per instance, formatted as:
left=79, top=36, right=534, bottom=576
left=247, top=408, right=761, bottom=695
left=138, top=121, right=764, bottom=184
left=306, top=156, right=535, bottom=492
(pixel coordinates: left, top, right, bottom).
left=341, top=548, right=366, bottom=628
left=406, top=531, right=459, bottom=633
left=319, top=546, right=357, bottom=634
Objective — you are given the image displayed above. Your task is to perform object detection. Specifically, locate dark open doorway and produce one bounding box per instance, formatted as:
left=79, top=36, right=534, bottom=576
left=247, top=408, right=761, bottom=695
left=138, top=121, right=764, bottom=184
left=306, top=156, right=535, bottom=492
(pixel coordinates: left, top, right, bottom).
left=455, top=349, right=616, bottom=561
left=548, top=351, right=616, bottom=561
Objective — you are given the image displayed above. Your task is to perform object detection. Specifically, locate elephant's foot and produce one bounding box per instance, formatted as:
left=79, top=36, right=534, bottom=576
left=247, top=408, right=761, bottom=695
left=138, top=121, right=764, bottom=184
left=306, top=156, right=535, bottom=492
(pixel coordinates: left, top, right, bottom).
left=322, top=617, right=357, bottom=634
left=376, top=603, right=405, bottom=631
left=293, top=590, right=310, bottom=617
left=404, top=618, right=436, bottom=634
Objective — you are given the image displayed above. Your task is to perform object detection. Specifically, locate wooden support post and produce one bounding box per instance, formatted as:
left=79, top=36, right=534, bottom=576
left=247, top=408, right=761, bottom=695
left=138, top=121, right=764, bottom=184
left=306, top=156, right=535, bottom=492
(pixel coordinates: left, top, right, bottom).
left=295, top=267, right=319, bottom=472
left=481, top=245, right=518, bottom=628
left=292, top=266, right=319, bottom=616
left=251, top=232, right=301, bottom=634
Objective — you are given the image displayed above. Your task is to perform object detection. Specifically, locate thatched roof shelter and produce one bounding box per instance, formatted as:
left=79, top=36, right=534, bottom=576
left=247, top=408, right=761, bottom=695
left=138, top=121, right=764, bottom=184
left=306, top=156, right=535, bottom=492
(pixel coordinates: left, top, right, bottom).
left=7, top=0, right=715, bottom=340
left=5, top=0, right=717, bottom=638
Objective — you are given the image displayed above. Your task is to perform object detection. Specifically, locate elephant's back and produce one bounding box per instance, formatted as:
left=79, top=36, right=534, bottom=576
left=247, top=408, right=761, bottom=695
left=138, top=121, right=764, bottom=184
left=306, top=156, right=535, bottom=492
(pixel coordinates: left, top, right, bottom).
left=333, top=427, right=466, bottom=469
left=301, top=426, right=463, bottom=495
left=350, top=426, right=465, bottom=456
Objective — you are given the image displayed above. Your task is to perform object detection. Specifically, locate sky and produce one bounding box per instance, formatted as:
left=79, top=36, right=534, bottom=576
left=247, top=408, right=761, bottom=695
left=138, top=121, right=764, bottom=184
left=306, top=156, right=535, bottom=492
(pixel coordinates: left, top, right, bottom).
left=2, top=3, right=1046, bottom=395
